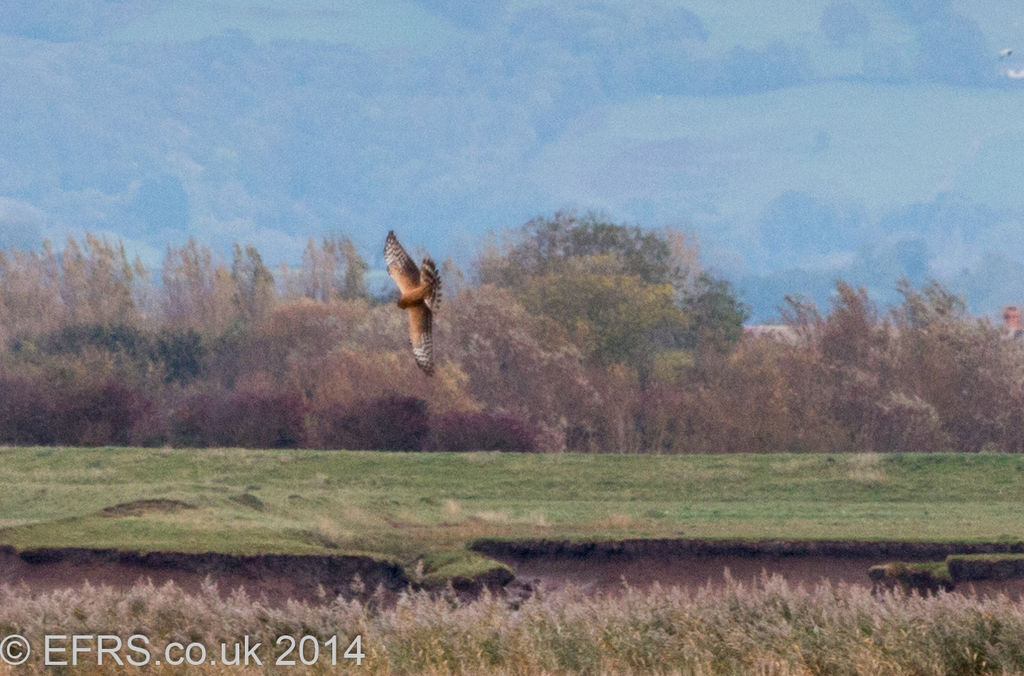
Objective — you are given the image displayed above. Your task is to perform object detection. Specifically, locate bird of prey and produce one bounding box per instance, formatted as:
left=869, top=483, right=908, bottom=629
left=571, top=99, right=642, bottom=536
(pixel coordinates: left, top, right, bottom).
left=384, top=231, right=441, bottom=375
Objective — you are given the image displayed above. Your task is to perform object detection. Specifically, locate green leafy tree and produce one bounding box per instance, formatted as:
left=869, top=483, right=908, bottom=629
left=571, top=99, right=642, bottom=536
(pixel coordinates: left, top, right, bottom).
left=477, top=212, right=747, bottom=384
left=681, top=272, right=750, bottom=354
left=478, top=211, right=691, bottom=290
left=516, top=258, right=687, bottom=376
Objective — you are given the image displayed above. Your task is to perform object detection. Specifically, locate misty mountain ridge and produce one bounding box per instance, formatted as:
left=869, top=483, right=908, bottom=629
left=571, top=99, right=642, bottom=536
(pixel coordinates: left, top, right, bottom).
left=2, top=1, right=1024, bottom=321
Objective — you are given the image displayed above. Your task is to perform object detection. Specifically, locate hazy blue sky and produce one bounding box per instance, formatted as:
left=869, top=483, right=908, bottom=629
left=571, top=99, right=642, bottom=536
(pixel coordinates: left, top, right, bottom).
left=2, top=1, right=1024, bottom=319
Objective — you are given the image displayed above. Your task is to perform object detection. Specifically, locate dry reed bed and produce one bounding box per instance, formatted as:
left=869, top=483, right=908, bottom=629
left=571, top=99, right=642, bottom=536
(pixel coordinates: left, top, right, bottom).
left=1, top=575, right=1023, bottom=674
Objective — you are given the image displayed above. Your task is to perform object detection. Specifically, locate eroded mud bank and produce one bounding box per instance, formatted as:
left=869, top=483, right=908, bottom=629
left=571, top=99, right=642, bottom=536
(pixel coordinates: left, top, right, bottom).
left=0, top=546, right=407, bottom=602
left=4, top=539, right=1024, bottom=604
left=474, top=538, right=1024, bottom=598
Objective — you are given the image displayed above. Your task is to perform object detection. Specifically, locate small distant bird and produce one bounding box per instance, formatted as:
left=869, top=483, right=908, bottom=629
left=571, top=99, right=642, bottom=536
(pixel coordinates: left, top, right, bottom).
left=1009, top=68, right=1024, bottom=79
left=1000, top=48, right=1014, bottom=58
left=384, top=231, right=441, bottom=375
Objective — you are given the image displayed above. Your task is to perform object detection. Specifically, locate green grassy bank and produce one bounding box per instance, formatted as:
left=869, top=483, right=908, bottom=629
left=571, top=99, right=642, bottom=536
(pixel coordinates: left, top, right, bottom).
left=3, top=447, right=1024, bottom=581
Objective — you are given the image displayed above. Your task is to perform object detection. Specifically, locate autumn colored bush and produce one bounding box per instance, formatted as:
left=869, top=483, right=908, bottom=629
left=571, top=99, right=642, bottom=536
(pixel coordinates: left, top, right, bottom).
left=427, top=410, right=538, bottom=452
left=642, top=346, right=797, bottom=454
left=888, top=282, right=1023, bottom=452
left=166, top=389, right=217, bottom=448
left=312, top=395, right=430, bottom=452
left=213, top=386, right=307, bottom=448
left=446, top=285, right=607, bottom=452
left=767, top=280, right=1024, bottom=453
left=0, top=227, right=1020, bottom=453
left=50, top=378, right=156, bottom=446
left=0, top=373, right=157, bottom=446
left=168, top=386, right=306, bottom=448
left=0, top=375, right=56, bottom=444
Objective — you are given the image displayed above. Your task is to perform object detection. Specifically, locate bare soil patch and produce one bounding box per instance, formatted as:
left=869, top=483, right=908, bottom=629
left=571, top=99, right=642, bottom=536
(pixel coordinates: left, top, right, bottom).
left=229, top=492, right=265, bottom=511
left=101, top=499, right=195, bottom=517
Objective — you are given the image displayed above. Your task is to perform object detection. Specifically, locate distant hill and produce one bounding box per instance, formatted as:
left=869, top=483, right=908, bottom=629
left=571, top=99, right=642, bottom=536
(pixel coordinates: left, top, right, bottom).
left=2, top=1, right=1024, bottom=320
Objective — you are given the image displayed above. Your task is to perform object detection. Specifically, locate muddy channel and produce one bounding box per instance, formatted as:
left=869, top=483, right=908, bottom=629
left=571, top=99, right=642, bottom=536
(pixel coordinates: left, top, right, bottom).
left=3, top=540, right=1024, bottom=604
left=476, top=539, right=1024, bottom=600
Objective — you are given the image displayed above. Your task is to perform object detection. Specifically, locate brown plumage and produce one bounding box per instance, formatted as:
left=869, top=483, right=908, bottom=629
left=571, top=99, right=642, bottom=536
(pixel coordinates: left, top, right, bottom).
left=384, top=230, right=441, bottom=375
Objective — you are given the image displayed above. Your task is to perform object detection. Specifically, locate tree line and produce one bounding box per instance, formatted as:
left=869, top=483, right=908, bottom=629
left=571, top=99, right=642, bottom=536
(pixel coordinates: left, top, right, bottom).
left=0, top=213, right=1017, bottom=453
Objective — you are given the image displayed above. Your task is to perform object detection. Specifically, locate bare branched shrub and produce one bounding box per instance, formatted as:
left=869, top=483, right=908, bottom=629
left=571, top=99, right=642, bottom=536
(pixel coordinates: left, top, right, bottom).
left=447, top=286, right=605, bottom=452
left=890, top=281, right=1022, bottom=452
left=871, top=391, right=950, bottom=452
left=759, top=279, right=1024, bottom=453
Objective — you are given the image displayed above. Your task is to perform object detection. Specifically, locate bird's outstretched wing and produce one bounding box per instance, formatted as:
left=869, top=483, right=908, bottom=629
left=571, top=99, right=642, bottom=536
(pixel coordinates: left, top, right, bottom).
left=419, top=257, right=441, bottom=312
left=408, top=303, right=434, bottom=375
left=384, top=230, right=439, bottom=375
left=384, top=230, right=420, bottom=294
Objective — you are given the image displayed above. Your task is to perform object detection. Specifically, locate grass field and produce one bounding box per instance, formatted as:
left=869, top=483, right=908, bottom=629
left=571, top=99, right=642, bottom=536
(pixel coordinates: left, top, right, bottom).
left=3, top=447, right=1024, bottom=583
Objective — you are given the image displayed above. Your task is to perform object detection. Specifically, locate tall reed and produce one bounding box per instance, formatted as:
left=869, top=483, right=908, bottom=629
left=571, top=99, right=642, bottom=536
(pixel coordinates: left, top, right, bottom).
left=2, top=574, right=1023, bottom=674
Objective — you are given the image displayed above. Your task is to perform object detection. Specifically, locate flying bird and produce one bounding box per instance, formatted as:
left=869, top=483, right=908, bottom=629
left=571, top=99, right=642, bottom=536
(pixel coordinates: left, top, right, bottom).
left=1000, top=48, right=1014, bottom=58
left=384, top=230, right=441, bottom=375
